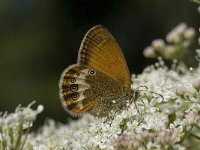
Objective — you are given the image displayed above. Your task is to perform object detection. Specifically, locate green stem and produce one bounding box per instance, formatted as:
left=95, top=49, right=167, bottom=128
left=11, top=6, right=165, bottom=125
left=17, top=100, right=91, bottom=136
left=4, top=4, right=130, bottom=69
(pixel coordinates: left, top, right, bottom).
left=179, top=126, right=193, bottom=144
left=0, top=126, right=3, bottom=150
left=15, top=119, right=23, bottom=150
left=190, top=133, right=200, bottom=140
left=0, top=126, right=7, bottom=150
left=185, top=126, right=193, bottom=138
left=2, top=140, right=7, bottom=150
left=8, top=126, right=14, bottom=147
left=19, top=122, right=32, bottom=150
left=168, top=145, right=175, bottom=150
left=194, top=123, right=200, bottom=131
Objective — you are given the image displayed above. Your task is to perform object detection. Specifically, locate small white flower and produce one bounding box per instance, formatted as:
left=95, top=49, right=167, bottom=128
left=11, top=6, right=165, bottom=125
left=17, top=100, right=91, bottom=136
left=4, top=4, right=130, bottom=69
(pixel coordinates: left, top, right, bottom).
left=166, top=23, right=187, bottom=44
left=192, top=79, right=200, bottom=90
left=37, top=105, right=44, bottom=113
left=142, top=113, right=167, bottom=130
left=175, top=23, right=187, bottom=34
left=152, top=39, right=165, bottom=50
left=175, top=86, right=186, bottom=97
left=143, top=46, right=157, bottom=58
left=149, top=107, right=158, bottom=113
left=164, top=45, right=177, bottom=59
left=184, top=28, right=195, bottom=40
left=166, top=31, right=181, bottom=44
left=185, top=110, right=200, bottom=125
left=99, top=141, right=107, bottom=149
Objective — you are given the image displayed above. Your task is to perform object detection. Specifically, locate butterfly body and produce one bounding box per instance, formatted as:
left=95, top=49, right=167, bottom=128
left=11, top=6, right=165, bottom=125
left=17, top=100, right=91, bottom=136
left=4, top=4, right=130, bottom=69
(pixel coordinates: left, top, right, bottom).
left=59, top=25, right=133, bottom=117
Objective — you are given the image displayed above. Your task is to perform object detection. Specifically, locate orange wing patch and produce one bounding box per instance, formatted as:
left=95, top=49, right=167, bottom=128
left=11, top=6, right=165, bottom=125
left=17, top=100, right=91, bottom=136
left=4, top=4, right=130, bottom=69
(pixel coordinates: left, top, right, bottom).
left=68, top=98, right=95, bottom=113
left=78, top=25, right=131, bottom=89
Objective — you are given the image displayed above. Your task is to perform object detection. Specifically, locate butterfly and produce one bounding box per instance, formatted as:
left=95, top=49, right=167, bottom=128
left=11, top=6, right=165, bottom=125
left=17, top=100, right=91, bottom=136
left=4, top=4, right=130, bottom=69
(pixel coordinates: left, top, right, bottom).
left=59, top=25, right=134, bottom=117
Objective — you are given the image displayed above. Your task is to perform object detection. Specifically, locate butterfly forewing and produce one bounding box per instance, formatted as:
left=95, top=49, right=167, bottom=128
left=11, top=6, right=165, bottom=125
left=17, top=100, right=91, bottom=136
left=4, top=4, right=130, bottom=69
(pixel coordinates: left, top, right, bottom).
left=78, top=25, right=131, bottom=88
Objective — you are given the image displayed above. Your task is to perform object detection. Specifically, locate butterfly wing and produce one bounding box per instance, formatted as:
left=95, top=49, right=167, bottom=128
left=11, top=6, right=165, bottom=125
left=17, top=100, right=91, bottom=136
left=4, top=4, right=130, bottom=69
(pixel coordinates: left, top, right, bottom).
left=78, top=25, right=131, bottom=89
left=59, top=25, right=132, bottom=117
left=59, top=65, right=96, bottom=116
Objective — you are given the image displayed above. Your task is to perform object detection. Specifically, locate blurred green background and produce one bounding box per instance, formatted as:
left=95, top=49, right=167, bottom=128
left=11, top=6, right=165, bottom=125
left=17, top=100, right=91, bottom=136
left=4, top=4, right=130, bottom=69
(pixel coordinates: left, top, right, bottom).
left=0, top=0, right=199, bottom=127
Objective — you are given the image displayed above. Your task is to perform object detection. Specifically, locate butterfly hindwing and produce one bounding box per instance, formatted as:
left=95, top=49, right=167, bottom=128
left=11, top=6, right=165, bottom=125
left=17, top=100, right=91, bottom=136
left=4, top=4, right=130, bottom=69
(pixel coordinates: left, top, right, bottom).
left=59, top=65, right=95, bottom=116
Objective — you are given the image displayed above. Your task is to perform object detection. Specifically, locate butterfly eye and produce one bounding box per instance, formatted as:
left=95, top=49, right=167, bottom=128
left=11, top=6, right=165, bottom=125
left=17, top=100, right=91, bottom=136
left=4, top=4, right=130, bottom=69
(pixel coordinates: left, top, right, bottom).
left=71, top=78, right=76, bottom=83
left=72, top=93, right=79, bottom=100
left=70, top=84, right=78, bottom=92
left=89, top=69, right=96, bottom=76
left=95, top=36, right=102, bottom=43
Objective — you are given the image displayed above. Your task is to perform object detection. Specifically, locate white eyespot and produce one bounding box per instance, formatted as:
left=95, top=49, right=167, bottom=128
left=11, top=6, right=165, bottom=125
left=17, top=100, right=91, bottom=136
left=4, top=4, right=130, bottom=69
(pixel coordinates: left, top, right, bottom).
left=71, top=78, right=76, bottom=83
left=70, top=84, right=78, bottom=92
left=88, top=68, right=96, bottom=76
left=72, top=93, right=79, bottom=100
left=112, top=100, right=116, bottom=104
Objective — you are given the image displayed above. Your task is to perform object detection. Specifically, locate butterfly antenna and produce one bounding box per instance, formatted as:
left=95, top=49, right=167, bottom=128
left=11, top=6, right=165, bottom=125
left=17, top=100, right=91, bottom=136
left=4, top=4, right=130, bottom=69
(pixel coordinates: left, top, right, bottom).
left=132, top=85, right=164, bottom=116
left=139, top=86, right=164, bottom=100
left=134, top=85, right=164, bottom=101
left=138, top=116, right=144, bottom=126
left=133, top=98, right=142, bottom=115
left=103, top=104, right=121, bottom=126
left=132, top=87, right=144, bottom=116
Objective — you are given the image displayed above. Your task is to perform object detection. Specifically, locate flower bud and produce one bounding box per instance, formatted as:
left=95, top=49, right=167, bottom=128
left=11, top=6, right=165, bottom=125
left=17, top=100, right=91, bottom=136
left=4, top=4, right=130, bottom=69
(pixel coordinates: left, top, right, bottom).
left=152, top=39, right=165, bottom=50
left=143, top=46, right=157, bottom=58
left=185, top=111, right=199, bottom=125
left=176, top=86, right=186, bottom=97
left=192, top=79, right=200, bottom=90
left=184, top=28, right=195, bottom=40
left=163, top=45, right=177, bottom=59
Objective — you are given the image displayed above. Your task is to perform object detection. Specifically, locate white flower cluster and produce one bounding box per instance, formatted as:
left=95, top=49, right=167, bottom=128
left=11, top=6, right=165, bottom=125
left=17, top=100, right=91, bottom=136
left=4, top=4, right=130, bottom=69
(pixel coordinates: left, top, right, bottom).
left=1, top=27, right=200, bottom=150
left=21, top=22, right=199, bottom=149
left=143, top=23, right=195, bottom=60
left=25, top=54, right=200, bottom=150
left=0, top=102, right=43, bottom=150
left=1, top=56, right=200, bottom=150
left=1, top=23, right=200, bottom=150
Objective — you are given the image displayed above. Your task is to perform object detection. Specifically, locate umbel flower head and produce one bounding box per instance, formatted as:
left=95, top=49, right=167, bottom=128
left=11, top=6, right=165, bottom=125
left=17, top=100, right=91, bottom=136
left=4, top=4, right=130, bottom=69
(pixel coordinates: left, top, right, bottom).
left=28, top=48, right=200, bottom=149
left=0, top=102, right=43, bottom=150
left=143, top=23, right=195, bottom=61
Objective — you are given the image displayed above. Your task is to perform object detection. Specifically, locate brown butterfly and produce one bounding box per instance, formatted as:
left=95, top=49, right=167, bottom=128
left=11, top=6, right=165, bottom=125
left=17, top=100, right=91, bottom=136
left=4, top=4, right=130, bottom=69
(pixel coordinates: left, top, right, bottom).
left=59, top=25, right=133, bottom=117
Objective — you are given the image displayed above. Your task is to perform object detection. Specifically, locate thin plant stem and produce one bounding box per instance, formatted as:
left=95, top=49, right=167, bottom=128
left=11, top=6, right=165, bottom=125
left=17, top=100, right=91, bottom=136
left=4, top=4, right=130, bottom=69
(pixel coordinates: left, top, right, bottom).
left=14, top=119, right=23, bottom=150
left=20, top=121, right=32, bottom=150
left=190, top=133, right=200, bottom=140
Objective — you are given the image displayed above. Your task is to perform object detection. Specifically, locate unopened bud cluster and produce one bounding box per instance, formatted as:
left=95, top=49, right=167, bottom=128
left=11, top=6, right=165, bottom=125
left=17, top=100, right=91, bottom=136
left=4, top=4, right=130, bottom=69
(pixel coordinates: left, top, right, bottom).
left=144, top=23, right=195, bottom=60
